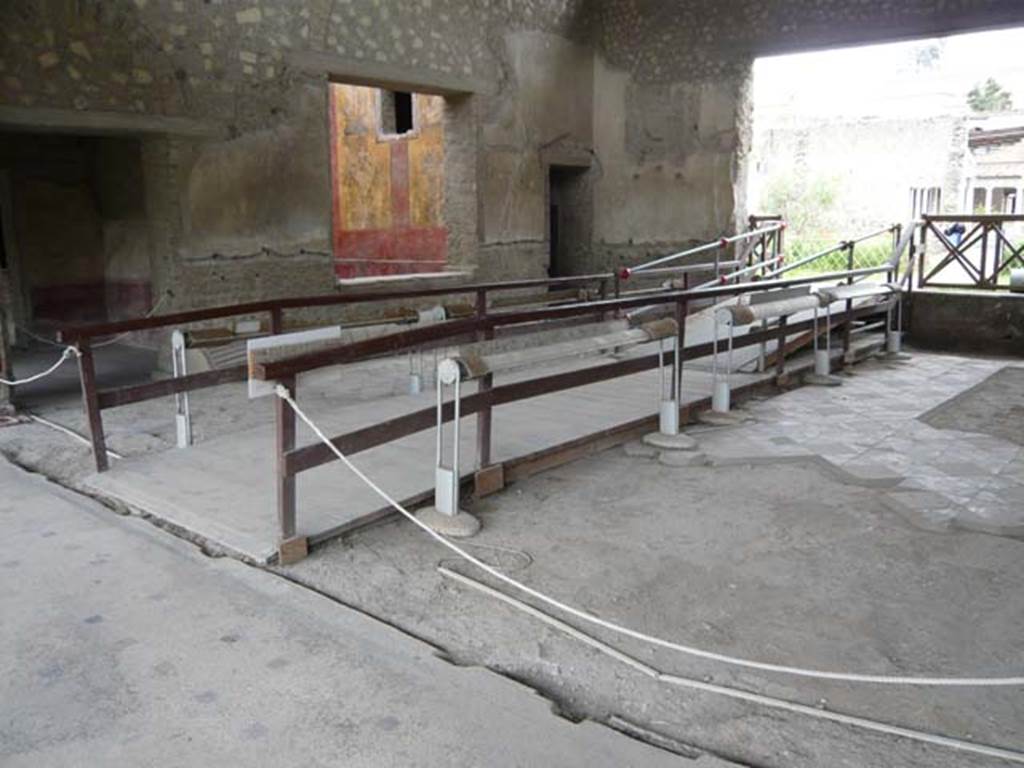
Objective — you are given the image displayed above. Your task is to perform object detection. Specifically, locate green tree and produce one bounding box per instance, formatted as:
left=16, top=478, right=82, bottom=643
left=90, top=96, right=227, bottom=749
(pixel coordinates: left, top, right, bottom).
left=967, top=78, right=1013, bottom=113
left=762, top=173, right=839, bottom=238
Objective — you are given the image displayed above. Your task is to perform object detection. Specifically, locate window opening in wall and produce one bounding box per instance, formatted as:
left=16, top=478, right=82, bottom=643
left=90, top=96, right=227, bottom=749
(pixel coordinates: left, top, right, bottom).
left=380, top=90, right=415, bottom=137
left=972, top=187, right=988, bottom=213
left=991, top=186, right=1017, bottom=214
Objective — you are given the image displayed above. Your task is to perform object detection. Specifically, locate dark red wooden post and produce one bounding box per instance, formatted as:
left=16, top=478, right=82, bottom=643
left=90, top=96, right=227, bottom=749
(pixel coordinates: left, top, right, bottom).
left=269, top=307, right=283, bottom=335
left=475, top=289, right=493, bottom=469
left=276, top=375, right=297, bottom=543
left=77, top=339, right=109, bottom=472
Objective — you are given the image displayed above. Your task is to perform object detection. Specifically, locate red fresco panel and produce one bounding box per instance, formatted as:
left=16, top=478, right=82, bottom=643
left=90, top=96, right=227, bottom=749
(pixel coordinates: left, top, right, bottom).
left=390, top=141, right=411, bottom=228
left=334, top=226, right=447, bottom=278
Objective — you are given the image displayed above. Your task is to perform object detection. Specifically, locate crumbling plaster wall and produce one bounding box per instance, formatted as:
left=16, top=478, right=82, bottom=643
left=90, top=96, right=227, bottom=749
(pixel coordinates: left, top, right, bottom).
left=475, top=29, right=596, bottom=281
left=1, top=0, right=1020, bottom=311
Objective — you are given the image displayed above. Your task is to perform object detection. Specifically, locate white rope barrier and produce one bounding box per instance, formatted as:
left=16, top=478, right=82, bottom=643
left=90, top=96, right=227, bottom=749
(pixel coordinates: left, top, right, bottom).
left=439, top=566, right=1024, bottom=765
left=274, top=385, right=1024, bottom=688
left=0, top=346, right=80, bottom=387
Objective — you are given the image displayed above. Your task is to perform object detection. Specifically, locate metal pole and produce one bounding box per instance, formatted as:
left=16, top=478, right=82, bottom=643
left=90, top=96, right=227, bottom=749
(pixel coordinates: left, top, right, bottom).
left=675, top=298, right=686, bottom=403
left=452, top=371, right=462, bottom=515
left=775, top=316, right=788, bottom=380
left=0, top=297, right=11, bottom=412
left=826, top=303, right=832, bottom=357
left=171, top=330, right=192, bottom=448
left=843, top=243, right=854, bottom=360
left=625, top=224, right=782, bottom=276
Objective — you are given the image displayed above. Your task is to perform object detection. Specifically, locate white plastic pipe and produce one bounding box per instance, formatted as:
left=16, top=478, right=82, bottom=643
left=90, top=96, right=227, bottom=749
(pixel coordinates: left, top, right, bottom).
left=445, top=320, right=678, bottom=381
left=814, top=349, right=831, bottom=377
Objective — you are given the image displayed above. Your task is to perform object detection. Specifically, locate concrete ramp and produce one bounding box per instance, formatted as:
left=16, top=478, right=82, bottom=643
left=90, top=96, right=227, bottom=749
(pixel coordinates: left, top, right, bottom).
left=84, top=302, right=881, bottom=562
left=85, top=359, right=767, bottom=562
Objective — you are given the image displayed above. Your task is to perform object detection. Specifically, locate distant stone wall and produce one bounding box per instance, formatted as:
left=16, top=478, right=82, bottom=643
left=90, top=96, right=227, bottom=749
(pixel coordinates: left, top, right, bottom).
left=751, top=116, right=966, bottom=235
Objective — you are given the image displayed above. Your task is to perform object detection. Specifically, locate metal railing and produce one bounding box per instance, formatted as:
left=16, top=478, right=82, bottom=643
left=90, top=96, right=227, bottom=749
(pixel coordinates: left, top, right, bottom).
left=764, top=225, right=901, bottom=279
left=619, top=220, right=784, bottom=280
left=918, top=214, right=1024, bottom=290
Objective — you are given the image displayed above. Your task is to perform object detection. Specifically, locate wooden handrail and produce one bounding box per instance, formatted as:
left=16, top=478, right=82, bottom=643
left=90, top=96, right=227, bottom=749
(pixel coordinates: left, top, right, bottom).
left=282, top=302, right=885, bottom=476
left=254, top=267, right=891, bottom=380
left=57, top=272, right=614, bottom=342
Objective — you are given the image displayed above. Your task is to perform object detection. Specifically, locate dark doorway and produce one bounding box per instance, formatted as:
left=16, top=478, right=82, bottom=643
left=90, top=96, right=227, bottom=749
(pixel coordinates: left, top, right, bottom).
left=547, top=165, right=591, bottom=277
left=0, top=133, right=151, bottom=331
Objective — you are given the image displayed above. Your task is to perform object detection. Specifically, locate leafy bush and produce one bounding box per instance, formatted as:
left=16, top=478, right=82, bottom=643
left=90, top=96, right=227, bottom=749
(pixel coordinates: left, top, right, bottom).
left=762, top=173, right=841, bottom=240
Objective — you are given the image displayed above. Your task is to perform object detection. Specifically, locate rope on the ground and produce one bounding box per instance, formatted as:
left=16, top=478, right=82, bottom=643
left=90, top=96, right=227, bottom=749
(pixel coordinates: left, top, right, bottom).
left=274, top=384, right=1024, bottom=688
left=439, top=565, right=1024, bottom=766
left=0, top=346, right=80, bottom=387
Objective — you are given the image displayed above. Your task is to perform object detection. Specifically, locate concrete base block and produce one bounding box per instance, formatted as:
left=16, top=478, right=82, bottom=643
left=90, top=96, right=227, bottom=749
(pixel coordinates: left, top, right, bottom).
left=278, top=536, right=309, bottom=566
left=804, top=372, right=843, bottom=387
left=624, top=440, right=660, bottom=459
left=697, top=410, right=749, bottom=427
left=415, top=507, right=481, bottom=538
left=474, top=464, right=505, bottom=497
left=877, top=351, right=913, bottom=363
left=774, top=372, right=796, bottom=390
left=642, top=431, right=698, bottom=451
left=658, top=450, right=710, bottom=468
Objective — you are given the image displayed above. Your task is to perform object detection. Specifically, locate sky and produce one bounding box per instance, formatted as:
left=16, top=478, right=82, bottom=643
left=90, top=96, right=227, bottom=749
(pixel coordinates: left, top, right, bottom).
left=754, top=26, right=1024, bottom=123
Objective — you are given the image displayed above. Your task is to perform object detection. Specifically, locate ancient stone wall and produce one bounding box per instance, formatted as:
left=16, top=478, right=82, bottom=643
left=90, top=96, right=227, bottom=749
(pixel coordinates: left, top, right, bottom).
left=1, top=0, right=1019, bottom=315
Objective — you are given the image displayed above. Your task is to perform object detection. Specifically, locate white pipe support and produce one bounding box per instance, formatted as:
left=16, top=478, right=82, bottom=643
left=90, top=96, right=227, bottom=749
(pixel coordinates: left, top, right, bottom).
left=716, top=294, right=825, bottom=327
left=443, top=319, right=679, bottom=382
left=418, top=358, right=480, bottom=537
left=171, top=330, right=192, bottom=449
left=814, top=283, right=898, bottom=303
left=712, top=379, right=730, bottom=414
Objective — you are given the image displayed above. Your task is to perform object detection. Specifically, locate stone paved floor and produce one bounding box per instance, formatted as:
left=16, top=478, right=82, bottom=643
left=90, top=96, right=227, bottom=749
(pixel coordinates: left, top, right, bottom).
left=282, top=347, right=1024, bottom=768
left=696, top=352, right=1024, bottom=537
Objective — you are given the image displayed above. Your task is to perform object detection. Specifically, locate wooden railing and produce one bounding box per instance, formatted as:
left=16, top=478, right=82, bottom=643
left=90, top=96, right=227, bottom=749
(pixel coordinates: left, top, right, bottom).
left=56, top=224, right=782, bottom=473
left=253, top=265, right=895, bottom=552
left=918, top=214, right=1024, bottom=290
left=57, top=272, right=619, bottom=472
